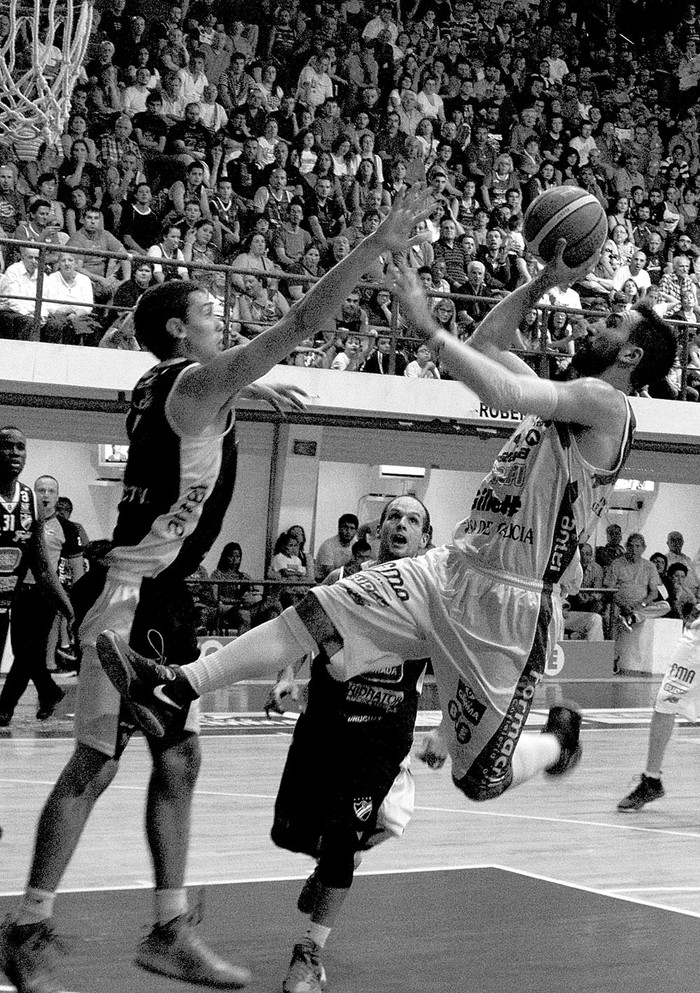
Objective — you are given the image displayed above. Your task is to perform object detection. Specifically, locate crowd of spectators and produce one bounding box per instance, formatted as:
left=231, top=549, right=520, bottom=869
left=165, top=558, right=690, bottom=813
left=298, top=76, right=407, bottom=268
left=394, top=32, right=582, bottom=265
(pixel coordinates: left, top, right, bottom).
left=0, top=0, right=699, bottom=391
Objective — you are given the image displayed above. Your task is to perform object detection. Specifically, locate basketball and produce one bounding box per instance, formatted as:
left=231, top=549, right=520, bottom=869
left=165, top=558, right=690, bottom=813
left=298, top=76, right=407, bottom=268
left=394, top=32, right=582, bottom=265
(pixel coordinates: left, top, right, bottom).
left=523, top=187, right=607, bottom=268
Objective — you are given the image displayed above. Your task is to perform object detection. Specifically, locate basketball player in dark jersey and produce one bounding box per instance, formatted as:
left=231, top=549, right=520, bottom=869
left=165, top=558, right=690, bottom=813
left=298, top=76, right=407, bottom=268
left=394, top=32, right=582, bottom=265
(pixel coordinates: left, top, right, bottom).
left=271, top=496, right=442, bottom=993
left=0, top=428, right=74, bottom=725
left=99, top=239, right=676, bottom=831
left=0, top=187, right=435, bottom=993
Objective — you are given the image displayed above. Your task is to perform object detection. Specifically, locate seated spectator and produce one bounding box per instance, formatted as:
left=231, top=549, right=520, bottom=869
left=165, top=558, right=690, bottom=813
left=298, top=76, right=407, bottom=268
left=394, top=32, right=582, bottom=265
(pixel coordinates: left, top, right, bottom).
left=432, top=217, right=471, bottom=289
left=315, top=513, right=359, bottom=581
left=0, top=245, right=40, bottom=340
left=67, top=208, right=131, bottom=312
left=165, top=101, right=213, bottom=178
left=183, top=217, right=220, bottom=289
left=665, top=563, right=698, bottom=621
left=273, top=201, right=313, bottom=269
left=404, top=342, right=440, bottom=379
left=286, top=243, right=324, bottom=302
left=210, top=542, right=263, bottom=634
left=57, top=141, right=103, bottom=212
left=147, top=222, right=189, bottom=282
left=208, top=177, right=242, bottom=255
left=482, top=153, right=520, bottom=213
left=118, top=182, right=161, bottom=254
left=41, top=252, right=97, bottom=345
left=232, top=273, right=289, bottom=338
left=268, top=530, right=307, bottom=580
left=253, top=167, right=293, bottom=229
left=563, top=542, right=606, bottom=641
left=231, top=231, right=275, bottom=289
left=13, top=199, right=67, bottom=257
left=306, top=177, right=347, bottom=245
left=596, top=523, right=626, bottom=570
left=665, top=531, right=700, bottom=597
left=612, top=249, right=651, bottom=294
left=363, top=333, right=407, bottom=375
left=330, top=331, right=368, bottom=371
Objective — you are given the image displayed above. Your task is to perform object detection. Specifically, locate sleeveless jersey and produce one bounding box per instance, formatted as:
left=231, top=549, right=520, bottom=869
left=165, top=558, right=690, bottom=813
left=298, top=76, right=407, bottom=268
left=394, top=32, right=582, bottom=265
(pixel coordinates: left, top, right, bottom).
left=0, top=482, right=37, bottom=611
left=452, top=400, right=635, bottom=592
left=110, top=358, right=238, bottom=582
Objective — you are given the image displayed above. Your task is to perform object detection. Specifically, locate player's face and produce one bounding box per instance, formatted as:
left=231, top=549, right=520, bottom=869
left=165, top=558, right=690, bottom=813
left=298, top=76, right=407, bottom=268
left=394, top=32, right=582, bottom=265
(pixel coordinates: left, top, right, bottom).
left=35, top=477, right=59, bottom=518
left=378, top=497, right=428, bottom=560
left=0, top=429, right=26, bottom=481
left=571, top=311, right=640, bottom=379
left=182, top=290, right=224, bottom=362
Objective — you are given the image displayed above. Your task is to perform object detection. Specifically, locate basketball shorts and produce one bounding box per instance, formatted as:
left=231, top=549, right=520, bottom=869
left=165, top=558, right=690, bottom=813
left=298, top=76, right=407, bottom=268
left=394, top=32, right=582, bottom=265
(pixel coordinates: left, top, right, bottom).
left=302, top=544, right=562, bottom=786
left=271, top=707, right=413, bottom=858
left=76, top=571, right=201, bottom=758
left=654, top=620, right=700, bottom=721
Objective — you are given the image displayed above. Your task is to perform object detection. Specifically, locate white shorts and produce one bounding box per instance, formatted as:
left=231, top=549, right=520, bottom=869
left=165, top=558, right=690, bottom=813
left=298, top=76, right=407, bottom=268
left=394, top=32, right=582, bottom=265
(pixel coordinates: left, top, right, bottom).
left=655, top=621, right=700, bottom=722
left=306, top=545, right=562, bottom=784
left=367, top=755, right=415, bottom=848
left=76, top=575, right=200, bottom=758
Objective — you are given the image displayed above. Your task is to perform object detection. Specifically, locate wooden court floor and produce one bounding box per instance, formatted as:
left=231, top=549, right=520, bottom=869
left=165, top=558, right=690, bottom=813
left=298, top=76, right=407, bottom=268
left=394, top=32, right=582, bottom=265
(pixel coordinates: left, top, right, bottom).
left=2, top=679, right=700, bottom=990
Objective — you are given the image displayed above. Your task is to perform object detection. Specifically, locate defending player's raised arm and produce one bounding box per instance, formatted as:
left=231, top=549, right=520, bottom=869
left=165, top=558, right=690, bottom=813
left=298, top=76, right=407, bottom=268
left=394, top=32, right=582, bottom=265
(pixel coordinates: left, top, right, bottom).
left=181, top=188, right=435, bottom=427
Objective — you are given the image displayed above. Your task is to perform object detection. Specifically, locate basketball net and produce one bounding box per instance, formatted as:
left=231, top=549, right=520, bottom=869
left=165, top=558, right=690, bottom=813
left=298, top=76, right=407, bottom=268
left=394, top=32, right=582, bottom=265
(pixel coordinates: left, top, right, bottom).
left=0, top=0, right=94, bottom=147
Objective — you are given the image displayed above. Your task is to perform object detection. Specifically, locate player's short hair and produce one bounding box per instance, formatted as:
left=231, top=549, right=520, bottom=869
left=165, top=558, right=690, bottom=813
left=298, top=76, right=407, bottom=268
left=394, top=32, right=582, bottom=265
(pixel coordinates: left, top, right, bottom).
left=379, top=495, right=431, bottom=535
left=351, top=538, right=372, bottom=557
left=133, top=280, right=203, bottom=359
left=628, top=301, right=676, bottom=391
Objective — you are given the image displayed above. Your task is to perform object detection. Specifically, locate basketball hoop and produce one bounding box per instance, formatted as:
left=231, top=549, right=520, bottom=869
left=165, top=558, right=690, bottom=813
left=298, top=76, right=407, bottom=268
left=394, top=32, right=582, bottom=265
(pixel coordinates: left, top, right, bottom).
left=0, top=0, right=95, bottom=146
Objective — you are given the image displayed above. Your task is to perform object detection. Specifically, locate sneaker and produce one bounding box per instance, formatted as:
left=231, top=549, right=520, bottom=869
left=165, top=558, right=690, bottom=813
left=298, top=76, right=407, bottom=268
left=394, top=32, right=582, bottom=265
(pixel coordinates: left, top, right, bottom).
left=0, top=916, right=64, bottom=993
left=542, top=701, right=582, bottom=776
left=55, top=645, right=78, bottom=672
left=96, top=631, right=195, bottom=739
left=0, top=712, right=11, bottom=728
left=36, top=688, right=65, bottom=722
left=297, top=868, right=321, bottom=915
left=617, top=774, right=665, bottom=812
left=136, top=912, right=250, bottom=989
left=282, top=939, right=327, bottom=993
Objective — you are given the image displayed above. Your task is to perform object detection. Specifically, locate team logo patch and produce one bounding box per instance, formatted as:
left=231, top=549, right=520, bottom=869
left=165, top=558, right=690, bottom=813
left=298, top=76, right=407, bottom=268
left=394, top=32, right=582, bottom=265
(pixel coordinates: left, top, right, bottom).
left=448, top=678, right=487, bottom=744
left=353, top=797, right=373, bottom=822
left=0, top=547, right=21, bottom=572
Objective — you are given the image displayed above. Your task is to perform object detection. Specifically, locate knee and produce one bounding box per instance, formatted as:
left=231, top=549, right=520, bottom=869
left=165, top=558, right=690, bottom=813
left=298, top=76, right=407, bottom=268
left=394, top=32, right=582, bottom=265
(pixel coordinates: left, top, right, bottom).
left=152, top=736, right=201, bottom=793
left=62, top=746, right=120, bottom=798
left=317, top=836, right=357, bottom=889
left=452, top=767, right=512, bottom=803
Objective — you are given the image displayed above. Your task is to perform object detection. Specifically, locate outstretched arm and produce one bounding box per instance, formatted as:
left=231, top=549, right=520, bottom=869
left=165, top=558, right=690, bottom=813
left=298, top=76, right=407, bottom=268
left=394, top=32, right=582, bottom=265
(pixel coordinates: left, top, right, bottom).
left=173, top=187, right=435, bottom=433
left=393, top=262, right=626, bottom=432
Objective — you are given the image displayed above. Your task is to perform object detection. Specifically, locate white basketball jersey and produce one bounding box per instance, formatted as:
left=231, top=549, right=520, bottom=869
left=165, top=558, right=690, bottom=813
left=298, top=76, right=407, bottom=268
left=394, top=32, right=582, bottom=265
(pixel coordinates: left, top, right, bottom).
left=452, top=401, right=635, bottom=591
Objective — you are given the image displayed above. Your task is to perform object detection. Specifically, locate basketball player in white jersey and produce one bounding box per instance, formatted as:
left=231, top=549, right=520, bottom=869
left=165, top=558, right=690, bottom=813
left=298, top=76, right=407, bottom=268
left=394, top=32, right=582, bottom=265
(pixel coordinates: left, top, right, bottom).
left=0, top=188, right=435, bottom=993
left=100, top=241, right=676, bottom=813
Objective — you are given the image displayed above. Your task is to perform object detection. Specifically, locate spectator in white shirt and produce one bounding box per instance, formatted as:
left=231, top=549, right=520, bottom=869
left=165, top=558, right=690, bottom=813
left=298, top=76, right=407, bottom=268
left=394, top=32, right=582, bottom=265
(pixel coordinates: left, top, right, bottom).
left=416, top=76, right=445, bottom=122
left=0, top=246, right=40, bottom=339
left=612, top=250, right=651, bottom=294
left=121, top=67, right=152, bottom=117
left=362, top=3, right=399, bottom=45
left=41, top=253, right=97, bottom=345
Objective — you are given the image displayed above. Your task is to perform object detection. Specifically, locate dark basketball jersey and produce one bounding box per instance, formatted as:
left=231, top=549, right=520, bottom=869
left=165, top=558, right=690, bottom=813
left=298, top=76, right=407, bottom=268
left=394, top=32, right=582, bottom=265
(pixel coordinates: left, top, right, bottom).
left=0, top=482, right=37, bottom=612
left=110, top=358, right=238, bottom=581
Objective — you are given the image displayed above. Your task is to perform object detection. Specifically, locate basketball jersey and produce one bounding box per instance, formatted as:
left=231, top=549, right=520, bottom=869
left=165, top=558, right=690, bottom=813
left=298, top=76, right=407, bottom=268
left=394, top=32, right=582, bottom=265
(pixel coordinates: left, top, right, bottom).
left=452, top=400, right=635, bottom=592
left=110, top=358, right=238, bottom=582
left=0, top=482, right=37, bottom=611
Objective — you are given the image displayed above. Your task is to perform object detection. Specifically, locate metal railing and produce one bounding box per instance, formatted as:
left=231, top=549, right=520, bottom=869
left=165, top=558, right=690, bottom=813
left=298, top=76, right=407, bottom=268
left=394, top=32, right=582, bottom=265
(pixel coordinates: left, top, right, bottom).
left=1, top=234, right=698, bottom=396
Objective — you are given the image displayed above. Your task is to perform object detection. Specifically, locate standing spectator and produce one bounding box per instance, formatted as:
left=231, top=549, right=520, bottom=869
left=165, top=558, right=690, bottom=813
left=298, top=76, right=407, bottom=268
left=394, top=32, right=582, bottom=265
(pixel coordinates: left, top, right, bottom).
left=596, top=523, right=626, bottom=570
left=315, top=514, right=359, bottom=581
left=0, top=474, right=82, bottom=726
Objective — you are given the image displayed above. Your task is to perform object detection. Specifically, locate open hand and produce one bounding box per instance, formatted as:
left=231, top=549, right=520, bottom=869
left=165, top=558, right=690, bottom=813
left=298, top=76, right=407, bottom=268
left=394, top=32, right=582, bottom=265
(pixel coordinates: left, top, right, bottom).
left=540, top=237, right=603, bottom=290
left=374, top=184, right=436, bottom=255
left=238, top=382, right=309, bottom=414
left=387, top=264, right=436, bottom=339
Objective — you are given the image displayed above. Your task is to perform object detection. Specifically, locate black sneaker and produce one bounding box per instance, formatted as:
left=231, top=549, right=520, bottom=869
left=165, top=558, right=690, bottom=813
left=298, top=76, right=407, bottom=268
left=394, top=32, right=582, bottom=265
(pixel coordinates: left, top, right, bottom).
left=617, top=774, right=665, bottom=812
left=136, top=911, right=250, bottom=988
left=542, top=701, right=582, bottom=776
left=0, top=712, right=11, bottom=728
left=36, top=688, right=66, bottom=722
left=96, top=631, right=196, bottom=739
left=0, top=916, right=64, bottom=993
left=55, top=645, right=79, bottom=672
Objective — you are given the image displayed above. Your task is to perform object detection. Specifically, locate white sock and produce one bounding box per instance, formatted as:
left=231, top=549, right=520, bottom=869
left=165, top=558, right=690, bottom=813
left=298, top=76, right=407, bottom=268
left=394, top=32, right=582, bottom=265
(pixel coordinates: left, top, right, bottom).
left=644, top=771, right=662, bottom=780
left=510, top=732, right=560, bottom=788
left=15, top=887, right=55, bottom=926
left=182, top=611, right=319, bottom=696
left=155, top=888, right=188, bottom=926
left=307, top=922, right=331, bottom=948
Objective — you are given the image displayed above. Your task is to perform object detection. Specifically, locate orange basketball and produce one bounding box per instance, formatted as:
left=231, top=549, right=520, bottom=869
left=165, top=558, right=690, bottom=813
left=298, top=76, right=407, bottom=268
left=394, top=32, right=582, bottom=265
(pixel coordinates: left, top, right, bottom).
left=523, top=186, right=607, bottom=267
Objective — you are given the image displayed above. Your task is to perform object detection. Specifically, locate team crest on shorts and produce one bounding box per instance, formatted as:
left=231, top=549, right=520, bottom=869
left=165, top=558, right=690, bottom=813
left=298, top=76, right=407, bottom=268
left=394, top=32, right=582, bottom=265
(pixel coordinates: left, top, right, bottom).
left=353, top=797, right=373, bottom=822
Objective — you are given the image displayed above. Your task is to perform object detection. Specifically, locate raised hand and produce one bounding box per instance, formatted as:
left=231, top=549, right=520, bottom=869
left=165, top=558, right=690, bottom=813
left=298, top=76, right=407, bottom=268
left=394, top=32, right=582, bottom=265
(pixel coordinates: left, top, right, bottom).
left=540, top=237, right=604, bottom=290
left=388, top=263, right=436, bottom=340
left=374, top=184, right=436, bottom=255
left=238, top=382, right=309, bottom=414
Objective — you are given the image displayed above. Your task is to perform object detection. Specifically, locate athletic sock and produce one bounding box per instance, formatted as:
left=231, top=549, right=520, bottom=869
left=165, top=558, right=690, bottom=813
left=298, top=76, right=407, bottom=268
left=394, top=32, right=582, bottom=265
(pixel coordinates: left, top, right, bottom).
left=155, top=888, right=188, bottom=926
left=510, top=732, right=560, bottom=788
left=306, top=923, right=331, bottom=948
left=181, top=610, right=319, bottom=696
left=15, top=887, right=55, bottom=926
left=643, top=771, right=662, bottom=781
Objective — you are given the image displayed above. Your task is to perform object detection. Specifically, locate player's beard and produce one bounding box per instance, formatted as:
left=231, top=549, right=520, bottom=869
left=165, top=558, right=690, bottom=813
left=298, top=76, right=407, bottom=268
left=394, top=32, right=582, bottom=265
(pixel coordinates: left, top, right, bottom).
left=570, top=337, right=621, bottom=378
